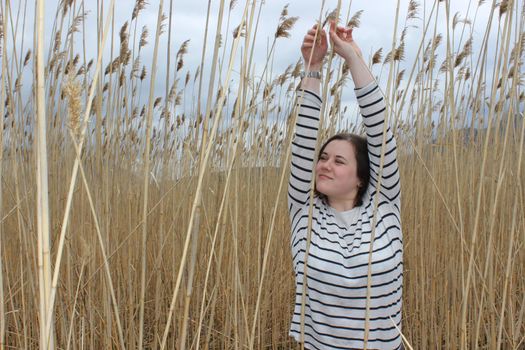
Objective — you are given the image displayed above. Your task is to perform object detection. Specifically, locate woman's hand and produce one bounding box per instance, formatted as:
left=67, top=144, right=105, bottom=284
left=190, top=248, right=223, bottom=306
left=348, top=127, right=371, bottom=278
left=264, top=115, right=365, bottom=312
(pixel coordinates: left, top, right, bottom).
left=329, top=21, right=373, bottom=88
left=329, top=21, right=363, bottom=63
left=301, top=23, right=328, bottom=71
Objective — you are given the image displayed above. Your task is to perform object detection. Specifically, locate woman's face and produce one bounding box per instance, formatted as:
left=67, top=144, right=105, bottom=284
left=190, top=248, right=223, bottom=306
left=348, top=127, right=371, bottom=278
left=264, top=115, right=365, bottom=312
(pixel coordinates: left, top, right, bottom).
left=315, top=139, right=361, bottom=201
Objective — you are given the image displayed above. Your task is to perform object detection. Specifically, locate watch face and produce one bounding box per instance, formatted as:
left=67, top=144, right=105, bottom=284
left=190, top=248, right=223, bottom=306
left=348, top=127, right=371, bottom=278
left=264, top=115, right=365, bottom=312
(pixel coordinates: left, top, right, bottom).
left=301, top=71, right=321, bottom=79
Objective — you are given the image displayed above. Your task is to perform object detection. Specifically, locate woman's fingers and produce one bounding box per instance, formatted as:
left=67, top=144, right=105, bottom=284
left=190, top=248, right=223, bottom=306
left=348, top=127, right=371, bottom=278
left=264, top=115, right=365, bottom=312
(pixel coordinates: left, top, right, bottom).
left=302, top=23, right=328, bottom=64
left=329, top=21, right=354, bottom=41
left=305, top=26, right=326, bottom=40
left=329, top=21, right=343, bottom=45
left=308, top=25, right=326, bottom=37
left=346, top=28, right=354, bottom=41
left=334, top=26, right=353, bottom=42
left=329, top=20, right=336, bottom=33
left=302, top=42, right=313, bottom=49
left=329, top=21, right=337, bottom=38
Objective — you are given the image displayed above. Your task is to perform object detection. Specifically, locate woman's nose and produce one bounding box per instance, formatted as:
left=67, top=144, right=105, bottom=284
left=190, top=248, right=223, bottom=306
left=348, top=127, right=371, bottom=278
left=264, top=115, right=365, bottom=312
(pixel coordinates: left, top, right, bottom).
left=319, top=159, right=331, bottom=170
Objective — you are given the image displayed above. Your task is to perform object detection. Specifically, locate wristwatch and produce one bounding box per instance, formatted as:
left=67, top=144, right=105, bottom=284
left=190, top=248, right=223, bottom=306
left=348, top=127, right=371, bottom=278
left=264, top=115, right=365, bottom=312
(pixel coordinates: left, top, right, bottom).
left=300, top=71, right=322, bottom=79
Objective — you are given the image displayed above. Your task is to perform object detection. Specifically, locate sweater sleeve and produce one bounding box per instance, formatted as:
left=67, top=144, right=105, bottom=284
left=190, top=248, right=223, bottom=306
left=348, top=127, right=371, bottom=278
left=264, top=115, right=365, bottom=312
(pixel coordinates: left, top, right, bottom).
left=356, top=82, right=401, bottom=209
left=288, top=89, right=322, bottom=214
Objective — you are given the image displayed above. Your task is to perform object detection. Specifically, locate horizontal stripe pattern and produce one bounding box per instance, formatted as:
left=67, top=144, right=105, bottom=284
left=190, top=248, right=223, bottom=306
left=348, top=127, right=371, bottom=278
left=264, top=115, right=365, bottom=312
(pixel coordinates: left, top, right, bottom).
left=288, top=82, right=403, bottom=350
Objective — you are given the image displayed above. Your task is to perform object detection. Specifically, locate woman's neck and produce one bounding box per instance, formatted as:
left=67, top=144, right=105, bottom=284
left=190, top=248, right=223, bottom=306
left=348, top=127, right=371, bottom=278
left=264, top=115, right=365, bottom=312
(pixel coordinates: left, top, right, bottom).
left=328, top=196, right=357, bottom=212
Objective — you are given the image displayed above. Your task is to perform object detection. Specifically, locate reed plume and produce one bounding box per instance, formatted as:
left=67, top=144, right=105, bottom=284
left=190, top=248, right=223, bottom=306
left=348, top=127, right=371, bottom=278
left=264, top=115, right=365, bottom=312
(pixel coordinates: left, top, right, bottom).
left=64, top=75, right=82, bottom=139
left=347, top=10, right=364, bottom=28
left=499, top=0, right=509, bottom=17
left=322, top=9, right=340, bottom=28
left=67, top=12, right=86, bottom=37
left=61, top=0, right=74, bottom=15
left=23, top=50, right=32, bottom=66
left=132, top=0, right=148, bottom=20
left=455, top=36, right=473, bottom=67
left=140, top=26, right=149, bottom=49
left=275, top=17, right=298, bottom=38
left=372, top=48, right=383, bottom=65
left=406, top=0, right=419, bottom=20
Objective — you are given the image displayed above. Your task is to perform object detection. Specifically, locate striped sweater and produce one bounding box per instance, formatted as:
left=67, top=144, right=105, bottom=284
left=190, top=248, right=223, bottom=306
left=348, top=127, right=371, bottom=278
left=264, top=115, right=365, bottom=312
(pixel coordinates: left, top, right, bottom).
left=288, top=82, right=403, bottom=350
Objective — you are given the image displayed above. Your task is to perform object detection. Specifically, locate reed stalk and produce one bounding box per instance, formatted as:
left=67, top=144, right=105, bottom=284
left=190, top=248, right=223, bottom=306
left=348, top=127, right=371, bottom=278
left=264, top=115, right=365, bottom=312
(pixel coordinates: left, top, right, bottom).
left=160, top=3, right=250, bottom=348
left=0, top=4, right=6, bottom=349
left=42, top=0, right=121, bottom=348
left=460, top=1, right=514, bottom=347
left=138, top=0, right=164, bottom=347
left=300, top=2, right=339, bottom=348
left=34, top=0, right=54, bottom=348
left=178, top=1, right=216, bottom=347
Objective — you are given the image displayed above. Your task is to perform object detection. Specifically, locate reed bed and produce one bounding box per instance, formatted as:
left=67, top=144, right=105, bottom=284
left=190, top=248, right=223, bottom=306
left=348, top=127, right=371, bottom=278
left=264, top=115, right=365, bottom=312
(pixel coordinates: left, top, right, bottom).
left=0, top=0, right=524, bottom=348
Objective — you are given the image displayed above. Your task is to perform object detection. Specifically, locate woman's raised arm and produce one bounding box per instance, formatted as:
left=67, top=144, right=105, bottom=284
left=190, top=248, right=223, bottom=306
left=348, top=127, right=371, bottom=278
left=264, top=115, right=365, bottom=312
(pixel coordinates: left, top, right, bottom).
left=329, top=22, right=401, bottom=208
left=288, top=24, right=327, bottom=214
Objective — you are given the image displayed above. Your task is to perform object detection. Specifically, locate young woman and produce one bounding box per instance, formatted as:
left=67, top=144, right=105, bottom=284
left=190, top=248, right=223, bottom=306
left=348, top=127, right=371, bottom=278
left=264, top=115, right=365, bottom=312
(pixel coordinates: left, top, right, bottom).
left=288, top=22, right=403, bottom=349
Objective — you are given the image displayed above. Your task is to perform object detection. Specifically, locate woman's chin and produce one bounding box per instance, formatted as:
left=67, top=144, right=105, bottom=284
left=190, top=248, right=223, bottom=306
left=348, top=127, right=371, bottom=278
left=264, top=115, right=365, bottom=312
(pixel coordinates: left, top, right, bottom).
left=316, top=186, right=331, bottom=197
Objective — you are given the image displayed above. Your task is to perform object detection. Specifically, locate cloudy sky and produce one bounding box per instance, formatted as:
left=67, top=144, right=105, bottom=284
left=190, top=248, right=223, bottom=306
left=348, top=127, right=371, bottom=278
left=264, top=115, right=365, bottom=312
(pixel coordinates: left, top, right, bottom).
left=112, top=0, right=493, bottom=72
left=30, top=1, right=495, bottom=79
left=8, top=0, right=506, bottom=127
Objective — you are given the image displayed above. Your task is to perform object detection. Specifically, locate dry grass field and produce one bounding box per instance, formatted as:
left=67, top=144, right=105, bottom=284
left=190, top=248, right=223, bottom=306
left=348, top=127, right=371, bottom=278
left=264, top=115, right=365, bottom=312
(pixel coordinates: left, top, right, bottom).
left=0, top=0, right=524, bottom=349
